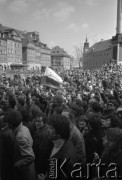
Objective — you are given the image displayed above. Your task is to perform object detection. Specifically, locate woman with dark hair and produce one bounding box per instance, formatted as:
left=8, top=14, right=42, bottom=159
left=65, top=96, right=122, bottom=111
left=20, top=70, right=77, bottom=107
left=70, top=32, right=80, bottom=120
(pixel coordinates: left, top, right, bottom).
left=42, top=114, right=80, bottom=180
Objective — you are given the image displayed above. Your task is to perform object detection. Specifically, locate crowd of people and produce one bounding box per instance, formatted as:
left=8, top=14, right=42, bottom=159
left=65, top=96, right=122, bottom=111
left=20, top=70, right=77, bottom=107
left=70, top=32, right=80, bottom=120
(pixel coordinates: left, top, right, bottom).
left=0, top=61, right=122, bottom=180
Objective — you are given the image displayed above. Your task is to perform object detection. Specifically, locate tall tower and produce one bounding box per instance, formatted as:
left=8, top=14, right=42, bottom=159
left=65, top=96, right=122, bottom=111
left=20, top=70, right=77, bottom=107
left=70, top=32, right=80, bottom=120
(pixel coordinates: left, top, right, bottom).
left=83, top=36, right=89, bottom=53
left=116, top=0, right=122, bottom=35
left=112, top=0, right=122, bottom=64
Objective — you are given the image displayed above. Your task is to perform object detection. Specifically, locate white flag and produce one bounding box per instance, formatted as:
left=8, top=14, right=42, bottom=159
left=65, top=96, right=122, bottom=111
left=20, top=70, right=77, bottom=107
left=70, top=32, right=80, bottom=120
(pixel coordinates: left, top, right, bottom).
left=44, top=67, right=63, bottom=83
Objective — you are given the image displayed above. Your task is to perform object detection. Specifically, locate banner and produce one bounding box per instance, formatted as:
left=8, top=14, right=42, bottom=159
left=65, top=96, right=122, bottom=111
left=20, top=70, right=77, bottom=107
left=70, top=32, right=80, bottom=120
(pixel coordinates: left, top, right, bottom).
left=42, top=67, right=63, bottom=88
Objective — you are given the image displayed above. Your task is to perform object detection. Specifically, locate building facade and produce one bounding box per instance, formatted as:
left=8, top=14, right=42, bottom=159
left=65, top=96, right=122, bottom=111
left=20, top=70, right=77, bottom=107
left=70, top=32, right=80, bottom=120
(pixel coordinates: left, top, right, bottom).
left=83, top=39, right=113, bottom=70
left=22, top=34, right=36, bottom=70
left=51, top=46, right=70, bottom=72
left=22, top=31, right=51, bottom=70
left=83, top=0, right=122, bottom=70
left=0, top=25, right=51, bottom=70
left=41, top=45, right=51, bottom=67
left=0, top=32, right=7, bottom=70
left=0, top=26, right=23, bottom=70
left=70, top=56, right=79, bottom=69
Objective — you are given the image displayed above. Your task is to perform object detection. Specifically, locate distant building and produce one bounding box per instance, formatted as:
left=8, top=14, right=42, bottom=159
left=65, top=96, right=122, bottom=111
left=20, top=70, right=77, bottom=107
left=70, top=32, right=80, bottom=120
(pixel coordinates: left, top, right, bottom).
left=70, top=56, right=79, bottom=69
left=40, top=43, right=51, bottom=68
left=83, top=0, right=122, bottom=70
left=0, top=32, right=7, bottom=70
left=22, top=33, right=36, bottom=70
left=83, top=38, right=113, bottom=69
left=0, top=24, right=51, bottom=70
left=20, top=31, right=51, bottom=70
left=51, top=46, right=70, bottom=72
left=0, top=25, right=22, bottom=70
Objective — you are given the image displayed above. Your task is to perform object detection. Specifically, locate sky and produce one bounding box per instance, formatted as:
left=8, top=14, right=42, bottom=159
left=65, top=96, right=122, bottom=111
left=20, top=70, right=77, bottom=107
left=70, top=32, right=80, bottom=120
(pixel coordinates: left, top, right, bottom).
left=0, top=0, right=117, bottom=56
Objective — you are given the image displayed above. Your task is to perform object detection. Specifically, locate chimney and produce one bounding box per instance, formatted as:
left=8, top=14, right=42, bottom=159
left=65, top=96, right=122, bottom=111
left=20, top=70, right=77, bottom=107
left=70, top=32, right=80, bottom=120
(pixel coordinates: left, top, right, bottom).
left=116, top=0, right=122, bottom=34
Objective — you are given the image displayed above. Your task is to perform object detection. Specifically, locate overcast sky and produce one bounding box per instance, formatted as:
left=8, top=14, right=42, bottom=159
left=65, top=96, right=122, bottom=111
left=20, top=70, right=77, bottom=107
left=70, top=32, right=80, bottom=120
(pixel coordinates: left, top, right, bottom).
left=0, top=0, right=117, bottom=55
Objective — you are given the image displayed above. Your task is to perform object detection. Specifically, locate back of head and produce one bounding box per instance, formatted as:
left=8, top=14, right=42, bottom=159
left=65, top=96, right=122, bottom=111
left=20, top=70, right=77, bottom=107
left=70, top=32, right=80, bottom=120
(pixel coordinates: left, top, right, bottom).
left=7, top=110, right=22, bottom=128
left=18, top=96, right=25, bottom=106
left=9, top=96, right=16, bottom=108
left=48, top=114, right=70, bottom=140
left=90, top=101, right=101, bottom=113
left=54, top=107, right=63, bottom=115
left=88, top=114, right=102, bottom=131
left=30, top=105, right=42, bottom=119
left=19, top=107, right=30, bottom=123
left=106, top=127, right=122, bottom=145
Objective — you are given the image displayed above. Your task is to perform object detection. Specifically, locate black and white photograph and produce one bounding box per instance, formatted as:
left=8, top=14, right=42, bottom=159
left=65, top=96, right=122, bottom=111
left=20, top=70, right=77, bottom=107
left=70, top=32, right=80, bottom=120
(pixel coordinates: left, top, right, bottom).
left=0, top=0, right=122, bottom=179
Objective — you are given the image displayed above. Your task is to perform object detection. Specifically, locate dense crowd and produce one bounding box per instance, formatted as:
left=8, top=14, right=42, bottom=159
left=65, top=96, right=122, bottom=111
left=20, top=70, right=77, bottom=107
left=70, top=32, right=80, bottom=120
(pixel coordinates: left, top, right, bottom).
left=0, top=61, right=122, bottom=180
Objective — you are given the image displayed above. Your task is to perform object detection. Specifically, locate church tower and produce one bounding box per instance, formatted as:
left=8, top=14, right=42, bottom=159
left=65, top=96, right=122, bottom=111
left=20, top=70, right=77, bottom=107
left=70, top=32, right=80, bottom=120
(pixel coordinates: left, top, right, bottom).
left=83, top=36, right=89, bottom=53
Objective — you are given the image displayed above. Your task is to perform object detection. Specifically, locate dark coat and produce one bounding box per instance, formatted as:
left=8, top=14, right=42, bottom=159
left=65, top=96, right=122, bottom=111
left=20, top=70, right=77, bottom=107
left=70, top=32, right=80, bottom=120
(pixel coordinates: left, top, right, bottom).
left=32, top=125, right=53, bottom=174
left=101, top=149, right=122, bottom=179
left=46, top=140, right=81, bottom=180
left=84, top=128, right=104, bottom=163
left=0, top=126, right=14, bottom=180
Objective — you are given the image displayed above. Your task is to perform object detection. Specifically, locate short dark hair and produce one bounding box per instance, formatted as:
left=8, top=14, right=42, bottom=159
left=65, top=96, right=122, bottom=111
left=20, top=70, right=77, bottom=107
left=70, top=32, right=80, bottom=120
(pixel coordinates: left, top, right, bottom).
left=9, top=96, right=16, bottom=108
left=7, top=110, right=22, bottom=128
left=54, top=107, right=63, bottom=115
left=30, top=105, right=42, bottom=119
left=88, top=115, right=102, bottom=130
left=19, top=108, right=30, bottom=122
left=34, top=111, right=47, bottom=124
left=18, top=97, right=25, bottom=106
left=48, top=114, right=70, bottom=140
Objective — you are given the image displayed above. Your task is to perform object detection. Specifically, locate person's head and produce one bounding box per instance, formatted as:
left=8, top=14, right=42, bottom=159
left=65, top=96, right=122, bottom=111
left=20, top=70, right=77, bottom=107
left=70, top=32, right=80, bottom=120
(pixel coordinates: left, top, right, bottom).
left=54, top=107, right=63, bottom=115
left=78, top=115, right=88, bottom=130
left=61, top=108, right=75, bottom=125
left=19, top=107, right=30, bottom=123
left=34, top=112, right=46, bottom=129
left=88, top=115, right=102, bottom=131
left=30, top=105, right=42, bottom=120
left=17, top=96, right=25, bottom=106
left=53, top=95, right=63, bottom=106
left=89, top=101, right=101, bottom=113
left=7, top=110, right=22, bottom=130
left=8, top=96, right=16, bottom=109
left=47, top=114, right=70, bottom=141
left=103, top=128, right=122, bottom=151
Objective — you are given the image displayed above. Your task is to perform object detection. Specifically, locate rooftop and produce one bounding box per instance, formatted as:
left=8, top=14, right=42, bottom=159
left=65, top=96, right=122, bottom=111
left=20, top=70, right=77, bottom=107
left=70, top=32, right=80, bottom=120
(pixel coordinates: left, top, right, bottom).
left=86, top=39, right=112, bottom=53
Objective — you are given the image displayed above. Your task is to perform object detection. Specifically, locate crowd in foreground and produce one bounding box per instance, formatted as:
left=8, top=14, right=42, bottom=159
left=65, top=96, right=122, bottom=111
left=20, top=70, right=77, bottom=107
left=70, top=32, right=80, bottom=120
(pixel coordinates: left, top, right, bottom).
left=0, top=61, right=122, bottom=180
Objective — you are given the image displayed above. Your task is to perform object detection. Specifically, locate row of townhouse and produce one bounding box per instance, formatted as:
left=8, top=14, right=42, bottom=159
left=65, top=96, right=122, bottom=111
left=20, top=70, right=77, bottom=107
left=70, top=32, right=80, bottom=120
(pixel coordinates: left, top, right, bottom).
left=0, top=24, right=77, bottom=71
left=0, top=24, right=51, bottom=70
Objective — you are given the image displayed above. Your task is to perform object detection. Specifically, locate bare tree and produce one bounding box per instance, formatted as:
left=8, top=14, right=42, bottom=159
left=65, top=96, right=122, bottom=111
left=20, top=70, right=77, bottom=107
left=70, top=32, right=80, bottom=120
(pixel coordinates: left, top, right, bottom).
left=73, top=44, right=83, bottom=68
